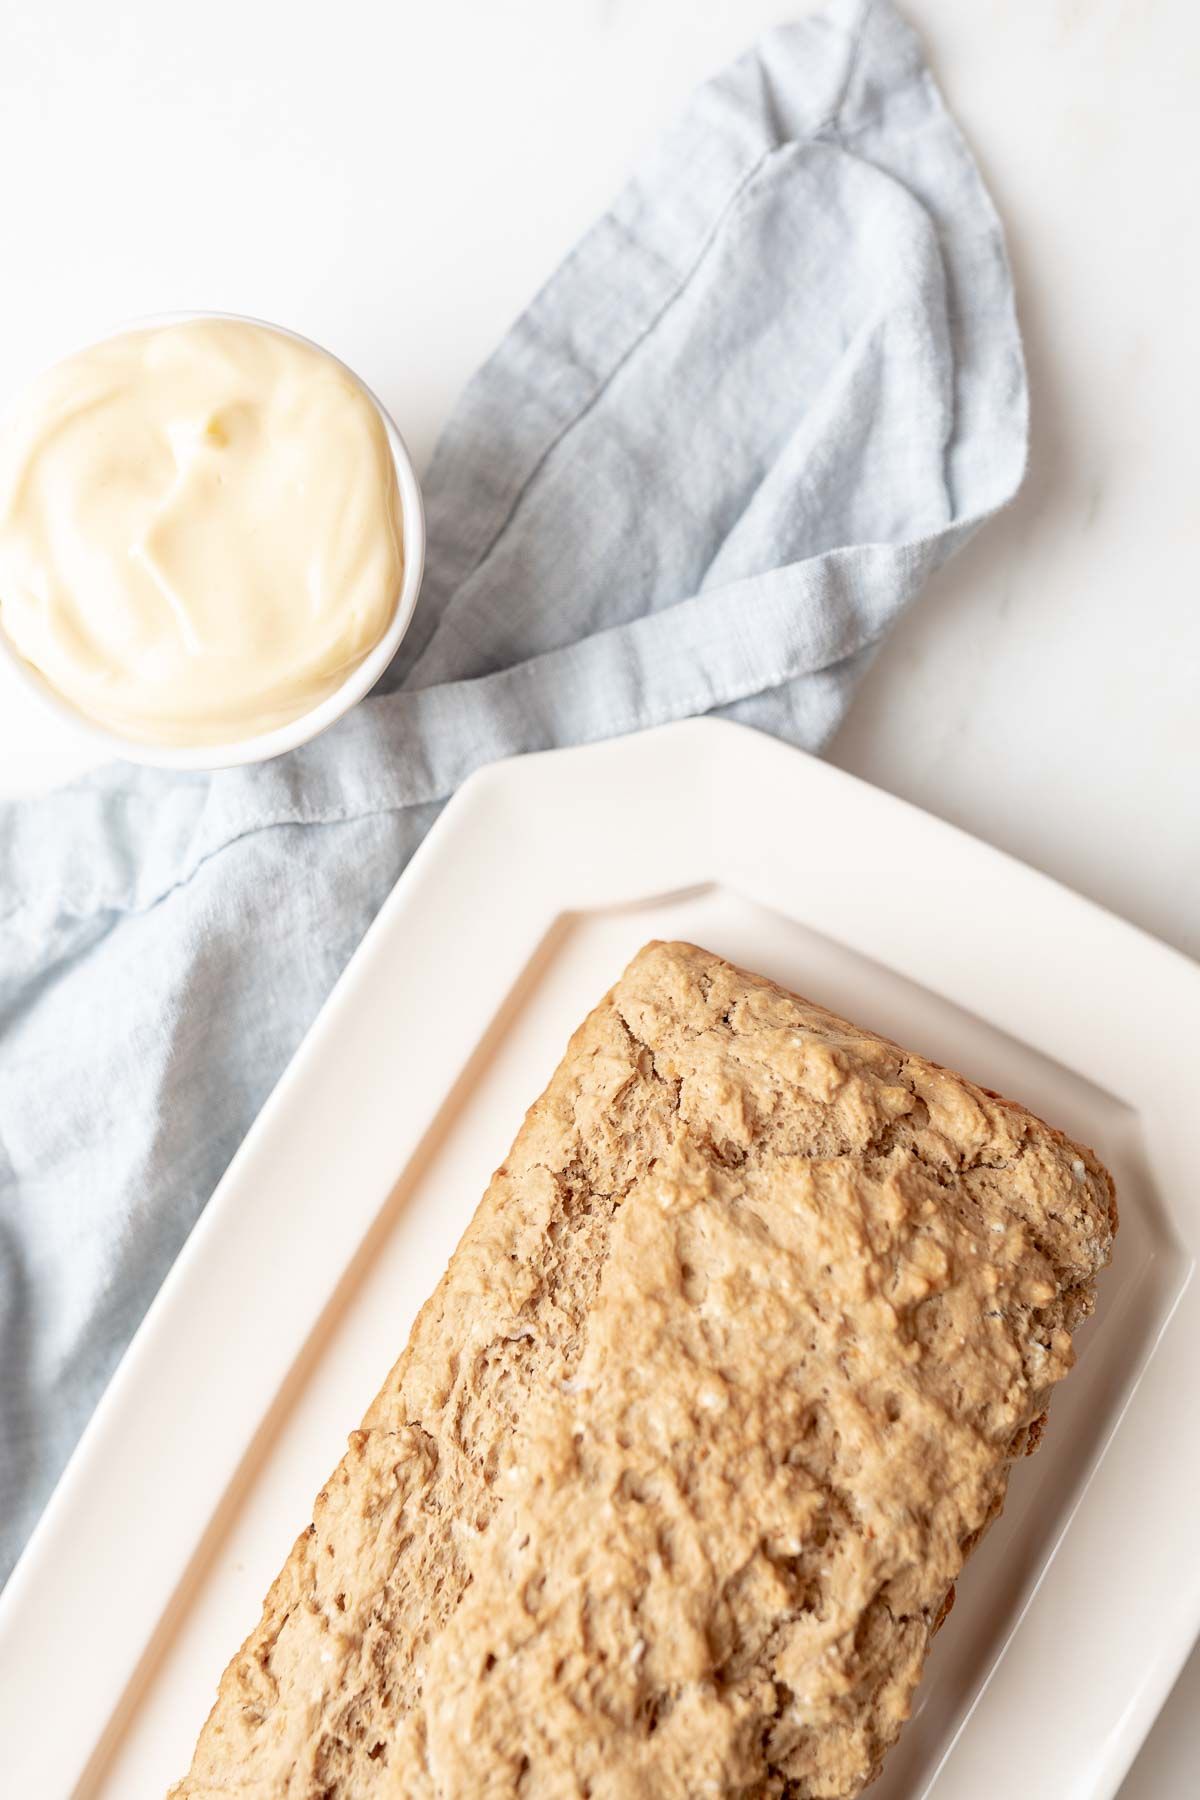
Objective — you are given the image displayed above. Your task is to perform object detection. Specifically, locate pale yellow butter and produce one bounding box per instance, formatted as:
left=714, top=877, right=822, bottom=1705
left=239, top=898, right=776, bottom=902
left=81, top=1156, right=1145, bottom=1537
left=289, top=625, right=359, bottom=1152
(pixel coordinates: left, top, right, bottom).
left=0, top=319, right=403, bottom=745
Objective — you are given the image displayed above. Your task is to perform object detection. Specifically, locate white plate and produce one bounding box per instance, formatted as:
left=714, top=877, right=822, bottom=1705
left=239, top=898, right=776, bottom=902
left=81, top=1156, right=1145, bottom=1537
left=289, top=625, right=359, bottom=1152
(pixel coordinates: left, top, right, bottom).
left=1, top=719, right=1195, bottom=1800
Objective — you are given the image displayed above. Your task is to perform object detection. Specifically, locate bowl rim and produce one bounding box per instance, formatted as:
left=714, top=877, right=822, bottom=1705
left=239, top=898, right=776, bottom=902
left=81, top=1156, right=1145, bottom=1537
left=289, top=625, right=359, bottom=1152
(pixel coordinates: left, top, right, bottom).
left=0, top=309, right=426, bottom=771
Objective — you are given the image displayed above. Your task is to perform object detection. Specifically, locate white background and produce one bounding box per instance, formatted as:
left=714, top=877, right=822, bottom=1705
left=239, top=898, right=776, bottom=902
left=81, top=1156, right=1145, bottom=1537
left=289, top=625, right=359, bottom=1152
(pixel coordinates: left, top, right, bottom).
left=0, top=0, right=1195, bottom=1788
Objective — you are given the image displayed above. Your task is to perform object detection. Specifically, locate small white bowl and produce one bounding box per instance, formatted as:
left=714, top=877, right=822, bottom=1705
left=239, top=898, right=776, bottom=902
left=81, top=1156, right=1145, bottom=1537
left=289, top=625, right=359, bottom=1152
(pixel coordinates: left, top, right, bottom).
left=0, top=311, right=425, bottom=771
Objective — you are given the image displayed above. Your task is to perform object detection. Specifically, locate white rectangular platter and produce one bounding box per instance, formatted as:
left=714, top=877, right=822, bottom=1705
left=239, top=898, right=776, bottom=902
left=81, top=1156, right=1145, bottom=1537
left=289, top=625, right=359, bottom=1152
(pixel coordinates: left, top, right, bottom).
left=1, top=718, right=1196, bottom=1799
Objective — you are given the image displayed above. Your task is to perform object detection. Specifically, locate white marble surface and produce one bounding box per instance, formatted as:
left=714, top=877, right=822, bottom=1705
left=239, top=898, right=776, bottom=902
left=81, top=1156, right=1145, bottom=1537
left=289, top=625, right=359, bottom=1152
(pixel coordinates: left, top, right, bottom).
left=0, top=0, right=1195, bottom=1789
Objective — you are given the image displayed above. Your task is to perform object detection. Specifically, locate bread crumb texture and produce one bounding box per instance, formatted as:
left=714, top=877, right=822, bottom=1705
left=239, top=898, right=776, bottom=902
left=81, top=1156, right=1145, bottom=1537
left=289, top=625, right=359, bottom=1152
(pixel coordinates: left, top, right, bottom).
left=172, top=942, right=1116, bottom=1800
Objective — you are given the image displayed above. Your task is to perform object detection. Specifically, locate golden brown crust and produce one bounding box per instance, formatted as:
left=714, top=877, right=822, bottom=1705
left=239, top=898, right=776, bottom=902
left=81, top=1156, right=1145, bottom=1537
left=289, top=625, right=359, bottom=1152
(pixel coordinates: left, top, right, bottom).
left=172, top=942, right=1116, bottom=1799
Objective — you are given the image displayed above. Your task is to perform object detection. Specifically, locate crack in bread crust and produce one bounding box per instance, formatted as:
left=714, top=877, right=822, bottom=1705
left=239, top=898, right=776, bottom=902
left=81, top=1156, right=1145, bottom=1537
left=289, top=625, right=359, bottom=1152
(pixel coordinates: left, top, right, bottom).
left=171, top=942, right=1116, bottom=1800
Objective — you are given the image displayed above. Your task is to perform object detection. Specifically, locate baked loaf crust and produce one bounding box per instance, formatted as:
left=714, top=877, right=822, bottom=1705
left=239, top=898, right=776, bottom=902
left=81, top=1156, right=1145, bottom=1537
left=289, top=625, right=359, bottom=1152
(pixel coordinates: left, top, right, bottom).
left=173, top=941, right=1116, bottom=1799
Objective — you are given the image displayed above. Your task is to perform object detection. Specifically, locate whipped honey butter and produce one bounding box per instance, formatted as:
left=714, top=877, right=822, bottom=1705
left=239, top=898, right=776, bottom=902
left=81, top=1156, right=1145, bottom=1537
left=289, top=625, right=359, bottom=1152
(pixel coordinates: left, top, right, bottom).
left=0, top=318, right=403, bottom=745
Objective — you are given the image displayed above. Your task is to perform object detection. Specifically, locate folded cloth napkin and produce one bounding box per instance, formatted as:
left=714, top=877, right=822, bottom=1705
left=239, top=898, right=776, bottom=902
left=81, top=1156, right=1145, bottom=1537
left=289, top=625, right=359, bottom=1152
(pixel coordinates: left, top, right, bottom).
left=0, top=0, right=1025, bottom=1583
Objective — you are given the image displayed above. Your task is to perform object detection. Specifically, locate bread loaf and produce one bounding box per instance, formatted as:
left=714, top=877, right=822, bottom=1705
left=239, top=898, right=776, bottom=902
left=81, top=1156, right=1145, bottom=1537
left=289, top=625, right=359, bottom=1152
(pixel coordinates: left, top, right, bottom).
left=173, top=941, right=1116, bottom=1798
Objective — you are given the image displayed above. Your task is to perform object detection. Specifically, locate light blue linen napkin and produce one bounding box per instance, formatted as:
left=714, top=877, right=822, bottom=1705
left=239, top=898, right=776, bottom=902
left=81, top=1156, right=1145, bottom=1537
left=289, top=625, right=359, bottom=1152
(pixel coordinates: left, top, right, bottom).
left=0, top=0, right=1025, bottom=1582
